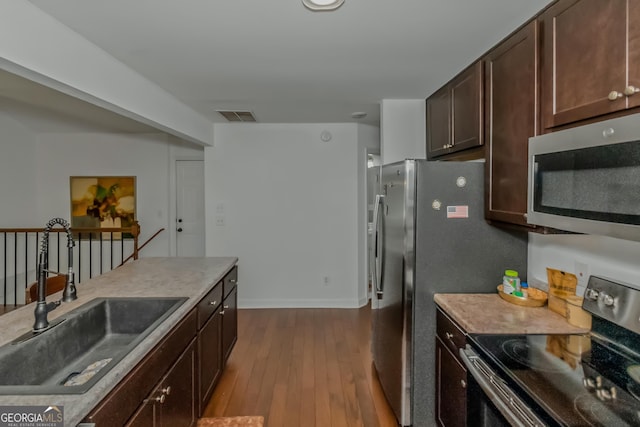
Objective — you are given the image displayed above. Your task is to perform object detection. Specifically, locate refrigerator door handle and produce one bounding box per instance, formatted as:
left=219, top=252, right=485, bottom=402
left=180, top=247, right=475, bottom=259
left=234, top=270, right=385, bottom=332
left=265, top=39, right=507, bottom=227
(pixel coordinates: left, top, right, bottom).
left=372, top=194, right=385, bottom=298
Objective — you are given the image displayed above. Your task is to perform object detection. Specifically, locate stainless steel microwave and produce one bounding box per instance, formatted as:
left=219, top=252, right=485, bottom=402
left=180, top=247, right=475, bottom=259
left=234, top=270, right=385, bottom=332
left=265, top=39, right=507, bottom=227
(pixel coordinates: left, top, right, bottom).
left=527, top=114, right=640, bottom=241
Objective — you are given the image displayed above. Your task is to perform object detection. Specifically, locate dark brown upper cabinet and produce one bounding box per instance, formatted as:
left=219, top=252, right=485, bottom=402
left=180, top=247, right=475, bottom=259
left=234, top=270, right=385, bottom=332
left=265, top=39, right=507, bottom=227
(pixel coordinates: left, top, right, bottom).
left=427, top=61, right=483, bottom=159
left=484, top=20, right=539, bottom=227
left=541, top=0, right=640, bottom=129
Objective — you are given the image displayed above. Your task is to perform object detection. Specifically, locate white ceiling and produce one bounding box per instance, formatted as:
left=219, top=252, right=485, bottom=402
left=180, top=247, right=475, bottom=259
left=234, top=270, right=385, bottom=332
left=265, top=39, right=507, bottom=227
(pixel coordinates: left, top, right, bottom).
left=15, top=0, right=550, bottom=129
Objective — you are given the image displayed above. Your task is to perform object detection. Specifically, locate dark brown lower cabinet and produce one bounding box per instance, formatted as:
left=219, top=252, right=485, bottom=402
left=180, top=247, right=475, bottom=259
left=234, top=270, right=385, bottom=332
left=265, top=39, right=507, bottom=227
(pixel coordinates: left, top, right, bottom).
left=435, top=337, right=467, bottom=427
left=127, top=340, right=197, bottom=427
left=125, top=401, right=154, bottom=427
left=198, top=304, right=222, bottom=414
left=84, top=310, right=198, bottom=426
left=435, top=307, right=468, bottom=427
left=221, top=285, right=237, bottom=364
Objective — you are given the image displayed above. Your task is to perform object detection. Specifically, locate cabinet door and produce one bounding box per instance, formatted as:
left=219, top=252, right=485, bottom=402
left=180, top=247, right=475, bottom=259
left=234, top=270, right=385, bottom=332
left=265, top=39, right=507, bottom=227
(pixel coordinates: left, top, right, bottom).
left=485, top=21, right=538, bottom=226
left=435, top=337, right=467, bottom=427
left=541, top=0, right=627, bottom=128
left=221, top=285, right=238, bottom=364
left=198, top=305, right=222, bottom=415
left=627, top=0, right=640, bottom=108
left=158, top=340, right=197, bottom=427
left=125, top=402, right=156, bottom=427
left=451, top=61, right=483, bottom=152
left=426, top=85, right=452, bottom=159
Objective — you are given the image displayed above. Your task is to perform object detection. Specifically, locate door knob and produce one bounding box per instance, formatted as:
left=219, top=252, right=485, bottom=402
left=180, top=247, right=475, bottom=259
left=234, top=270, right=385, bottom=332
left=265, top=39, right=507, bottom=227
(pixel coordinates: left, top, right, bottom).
left=177, top=228, right=183, bottom=232
left=177, top=218, right=183, bottom=223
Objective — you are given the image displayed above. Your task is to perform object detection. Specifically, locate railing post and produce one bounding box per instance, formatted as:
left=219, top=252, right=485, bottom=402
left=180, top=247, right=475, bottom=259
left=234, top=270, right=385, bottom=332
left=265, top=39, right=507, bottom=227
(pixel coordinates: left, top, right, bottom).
left=132, top=220, right=140, bottom=260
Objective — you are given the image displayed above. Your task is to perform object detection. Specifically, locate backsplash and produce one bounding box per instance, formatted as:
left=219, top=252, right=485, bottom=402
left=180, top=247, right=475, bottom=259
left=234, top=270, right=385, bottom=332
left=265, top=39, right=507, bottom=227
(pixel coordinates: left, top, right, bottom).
left=528, top=233, right=640, bottom=296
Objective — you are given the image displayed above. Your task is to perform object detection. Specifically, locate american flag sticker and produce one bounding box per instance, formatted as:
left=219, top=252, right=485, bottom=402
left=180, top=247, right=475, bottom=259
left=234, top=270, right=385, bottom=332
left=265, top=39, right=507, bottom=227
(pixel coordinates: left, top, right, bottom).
left=446, top=205, right=469, bottom=219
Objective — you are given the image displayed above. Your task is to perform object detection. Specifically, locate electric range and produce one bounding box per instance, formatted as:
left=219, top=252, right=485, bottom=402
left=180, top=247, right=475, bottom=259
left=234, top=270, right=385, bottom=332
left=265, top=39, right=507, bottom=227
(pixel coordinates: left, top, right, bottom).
left=461, top=276, right=640, bottom=427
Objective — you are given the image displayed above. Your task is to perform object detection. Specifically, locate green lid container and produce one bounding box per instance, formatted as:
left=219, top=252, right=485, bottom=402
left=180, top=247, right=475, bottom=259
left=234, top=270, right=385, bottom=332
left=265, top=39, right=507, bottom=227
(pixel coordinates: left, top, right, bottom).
left=505, top=269, right=519, bottom=277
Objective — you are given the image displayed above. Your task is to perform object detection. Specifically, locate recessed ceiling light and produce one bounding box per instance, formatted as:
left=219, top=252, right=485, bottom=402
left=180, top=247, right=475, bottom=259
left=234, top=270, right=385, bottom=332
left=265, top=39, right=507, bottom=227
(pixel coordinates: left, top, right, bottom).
left=302, top=0, right=345, bottom=11
left=351, top=111, right=367, bottom=119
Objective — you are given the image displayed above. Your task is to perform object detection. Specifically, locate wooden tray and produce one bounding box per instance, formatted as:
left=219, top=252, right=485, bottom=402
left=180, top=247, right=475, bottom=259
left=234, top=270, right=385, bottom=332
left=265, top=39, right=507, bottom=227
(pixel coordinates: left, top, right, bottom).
left=497, top=285, right=548, bottom=307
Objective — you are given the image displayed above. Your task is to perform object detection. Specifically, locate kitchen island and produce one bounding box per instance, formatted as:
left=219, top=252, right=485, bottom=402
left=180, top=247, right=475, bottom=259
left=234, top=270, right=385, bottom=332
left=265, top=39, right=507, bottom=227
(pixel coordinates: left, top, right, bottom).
left=0, top=257, right=237, bottom=427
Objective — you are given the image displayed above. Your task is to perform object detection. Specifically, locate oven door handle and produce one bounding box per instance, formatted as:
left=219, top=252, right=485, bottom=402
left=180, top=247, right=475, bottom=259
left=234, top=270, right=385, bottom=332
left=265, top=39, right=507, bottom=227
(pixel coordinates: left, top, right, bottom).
left=460, top=346, right=547, bottom=427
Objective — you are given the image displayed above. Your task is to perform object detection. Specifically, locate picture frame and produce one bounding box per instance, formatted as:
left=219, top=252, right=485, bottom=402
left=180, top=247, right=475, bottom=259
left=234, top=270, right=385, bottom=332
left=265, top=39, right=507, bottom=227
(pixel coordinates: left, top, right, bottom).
left=70, top=176, right=137, bottom=239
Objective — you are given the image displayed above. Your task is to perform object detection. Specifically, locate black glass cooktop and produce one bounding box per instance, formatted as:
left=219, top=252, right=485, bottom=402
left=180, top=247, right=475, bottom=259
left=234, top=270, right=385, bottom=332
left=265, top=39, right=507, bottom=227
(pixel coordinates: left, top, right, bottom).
left=469, top=333, right=640, bottom=426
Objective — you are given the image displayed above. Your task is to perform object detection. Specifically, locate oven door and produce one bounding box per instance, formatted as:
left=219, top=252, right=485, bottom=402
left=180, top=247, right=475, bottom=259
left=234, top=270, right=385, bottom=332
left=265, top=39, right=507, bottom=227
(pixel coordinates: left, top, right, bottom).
left=460, top=346, right=548, bottom=427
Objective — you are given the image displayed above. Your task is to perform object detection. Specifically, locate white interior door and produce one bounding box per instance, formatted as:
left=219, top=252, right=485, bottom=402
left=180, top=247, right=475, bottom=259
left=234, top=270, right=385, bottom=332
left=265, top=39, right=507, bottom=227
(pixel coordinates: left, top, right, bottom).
left=176, top=160, right=205, bottom=256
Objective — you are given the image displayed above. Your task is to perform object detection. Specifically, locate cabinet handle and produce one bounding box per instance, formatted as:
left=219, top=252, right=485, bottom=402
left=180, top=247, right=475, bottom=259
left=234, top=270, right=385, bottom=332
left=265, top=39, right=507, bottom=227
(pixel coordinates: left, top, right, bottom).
left=608, top=90, right=624, bottom=101
left=144, top=393, right=166, bottom=405
left=220, top=310, right=225, bottom=316
left=445, top=332, right=454, bottom=340
left=230, top=279, right=237, bottom=284
left=224, top=305, right=230, bottom=309
left=209, top=300, right=218, bottom=306
left=460, top=379, right=467, bottom=388
left=624, top=85, right=640, bottom=96
left=162, top=386, right=171, bottom=396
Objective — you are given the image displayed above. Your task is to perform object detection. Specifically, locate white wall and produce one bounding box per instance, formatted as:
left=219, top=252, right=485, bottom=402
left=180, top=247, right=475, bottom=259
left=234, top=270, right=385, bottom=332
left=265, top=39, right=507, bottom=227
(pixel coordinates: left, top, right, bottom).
left=528, top=233, right=640, bottom=296
left=0, top=125, right=203, bottom=255
left=0, top=0, right=214, bottom=146
left=0, top=113, right=38, bottom=226
left=0, top=121, right=205, bottom=301
left=380, top=99, right=426, bottom=164
left=32, top=132, right=184, bottom=256
left=205, top=123, right=378, bottom=308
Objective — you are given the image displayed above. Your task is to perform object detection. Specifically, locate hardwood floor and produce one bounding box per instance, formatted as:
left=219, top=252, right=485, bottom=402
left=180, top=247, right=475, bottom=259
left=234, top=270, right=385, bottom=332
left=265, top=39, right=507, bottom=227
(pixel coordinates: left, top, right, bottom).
left=203, top=305, right=399, bottom=427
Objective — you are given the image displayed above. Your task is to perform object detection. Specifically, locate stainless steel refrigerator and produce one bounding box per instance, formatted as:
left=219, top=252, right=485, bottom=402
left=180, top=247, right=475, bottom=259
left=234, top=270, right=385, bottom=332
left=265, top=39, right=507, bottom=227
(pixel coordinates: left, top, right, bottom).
left=370, top=160, right=527, bottom=426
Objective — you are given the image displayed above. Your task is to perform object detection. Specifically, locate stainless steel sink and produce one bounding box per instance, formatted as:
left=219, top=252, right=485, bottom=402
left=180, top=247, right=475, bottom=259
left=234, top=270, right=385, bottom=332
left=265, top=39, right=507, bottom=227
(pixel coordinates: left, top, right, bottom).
left=0, top=297, right=187, bottom=395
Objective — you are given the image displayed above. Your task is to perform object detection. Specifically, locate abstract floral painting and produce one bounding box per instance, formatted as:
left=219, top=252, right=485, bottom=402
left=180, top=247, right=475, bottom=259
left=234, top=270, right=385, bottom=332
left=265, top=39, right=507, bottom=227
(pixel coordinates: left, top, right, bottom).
left=70, top=176, right=136, bottom=239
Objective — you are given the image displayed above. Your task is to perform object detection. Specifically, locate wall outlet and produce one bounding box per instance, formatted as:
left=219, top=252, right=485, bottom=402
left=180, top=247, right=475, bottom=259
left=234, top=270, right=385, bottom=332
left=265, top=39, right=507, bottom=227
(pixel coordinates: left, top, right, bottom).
left=215, top=215, right=225, bottom=226
left=574, top=260, right=590, bottom=287
left=323, top=276, right=330, bottom=286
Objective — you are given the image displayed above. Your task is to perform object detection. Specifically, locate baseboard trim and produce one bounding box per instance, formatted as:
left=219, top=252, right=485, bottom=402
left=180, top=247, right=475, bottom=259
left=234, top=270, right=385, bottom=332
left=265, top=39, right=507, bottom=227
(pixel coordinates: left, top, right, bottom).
left=239, top=297, right=367, bottom=309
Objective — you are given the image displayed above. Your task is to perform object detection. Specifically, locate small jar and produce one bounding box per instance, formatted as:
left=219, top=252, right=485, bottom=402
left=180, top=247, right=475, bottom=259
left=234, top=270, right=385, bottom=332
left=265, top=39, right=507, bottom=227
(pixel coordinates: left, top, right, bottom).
left=503, top=270, right=520, bottom=295
left=521, top=282, right=529, bottom=298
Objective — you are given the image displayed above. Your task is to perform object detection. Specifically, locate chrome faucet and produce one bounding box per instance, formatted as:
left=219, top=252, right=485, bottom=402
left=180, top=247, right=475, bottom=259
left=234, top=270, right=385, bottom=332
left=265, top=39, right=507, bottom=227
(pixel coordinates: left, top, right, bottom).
left=33, top=217, right=77, bottom=332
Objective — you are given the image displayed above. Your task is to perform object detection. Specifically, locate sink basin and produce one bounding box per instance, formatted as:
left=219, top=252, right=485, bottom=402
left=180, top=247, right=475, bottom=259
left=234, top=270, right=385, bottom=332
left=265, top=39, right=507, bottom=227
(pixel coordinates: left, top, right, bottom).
left=0, top=297, right=187, bottom=394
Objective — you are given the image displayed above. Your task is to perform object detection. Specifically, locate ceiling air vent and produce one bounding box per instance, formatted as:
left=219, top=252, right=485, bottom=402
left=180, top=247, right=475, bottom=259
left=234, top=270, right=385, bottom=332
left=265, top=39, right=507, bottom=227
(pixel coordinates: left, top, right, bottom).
left=216, top=110, right=257, bottom=122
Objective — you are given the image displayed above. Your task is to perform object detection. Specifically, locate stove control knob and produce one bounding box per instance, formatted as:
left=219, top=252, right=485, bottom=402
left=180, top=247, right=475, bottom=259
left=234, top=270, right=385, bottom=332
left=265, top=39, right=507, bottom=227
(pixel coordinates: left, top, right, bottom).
left=585, top=289, right=599, bottom=300
left=583, top=377, right=597, bottom=390
left=601, top=293, right=615, bottom=307
left=596, top=386, right=617, bottom=401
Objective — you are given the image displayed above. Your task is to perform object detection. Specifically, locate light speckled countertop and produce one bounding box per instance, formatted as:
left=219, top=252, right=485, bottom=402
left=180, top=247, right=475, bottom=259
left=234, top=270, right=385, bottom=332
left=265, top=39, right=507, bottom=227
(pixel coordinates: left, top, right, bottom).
left=0, top=256, right=237, bottom=427
left=434, top=293, right=590, bottom=335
